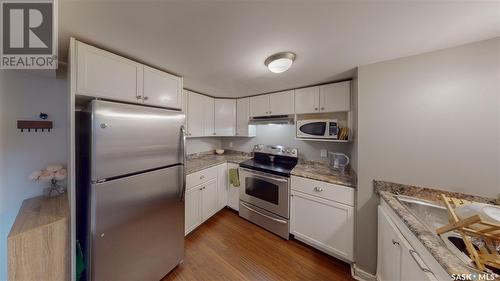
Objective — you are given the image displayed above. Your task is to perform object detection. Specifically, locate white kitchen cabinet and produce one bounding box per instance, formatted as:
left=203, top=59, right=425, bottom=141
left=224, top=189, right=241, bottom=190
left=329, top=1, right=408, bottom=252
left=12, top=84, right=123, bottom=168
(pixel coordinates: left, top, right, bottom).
left=201, top=179, right=218, bottom=221
left=203, top=95, right=215, bottom=136
left=294, top=86, right=320, bottom=114
left=249, top=95, right=270, bottom=117
left=236, top=98, right=256, bottom=137
left=186, top=91, right=205, bottom=137
left=227, top=163, right=240, bottom=211
left=214, top=99, right=236, bottom=136
left=377, top=205, right=438, bottom=281
left=269, top=90, right=295, bottom=115
left=290, top=190, right=354, bottom=261
left=76, top=41, right=143, bottom=103
left=319, top=81, right=350, bottom=112
left=143, top=66, right=182, bottom=110
left=217, top=164, right=229, bottom=211
left=185, top=186, right=202, bottom=235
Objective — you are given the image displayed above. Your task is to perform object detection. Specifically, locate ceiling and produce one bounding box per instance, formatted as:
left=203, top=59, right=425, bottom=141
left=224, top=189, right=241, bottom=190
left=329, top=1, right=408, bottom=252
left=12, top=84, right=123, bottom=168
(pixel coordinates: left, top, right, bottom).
left=59, top=1, right=500, bottom=98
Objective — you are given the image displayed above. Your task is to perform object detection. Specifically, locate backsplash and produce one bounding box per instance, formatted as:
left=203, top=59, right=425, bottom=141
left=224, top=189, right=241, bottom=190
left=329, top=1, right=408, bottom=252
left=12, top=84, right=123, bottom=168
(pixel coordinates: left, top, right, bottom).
left=220, top=124, right=352, bottom=161
left=186, top=138, right=222, bottom=155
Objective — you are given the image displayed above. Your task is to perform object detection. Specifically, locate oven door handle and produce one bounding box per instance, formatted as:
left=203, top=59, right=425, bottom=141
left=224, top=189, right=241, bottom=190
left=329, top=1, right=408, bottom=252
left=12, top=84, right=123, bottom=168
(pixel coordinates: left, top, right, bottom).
left=240, top=201, right=288, bottom=224
left=239, top=167, right=288, bottom=183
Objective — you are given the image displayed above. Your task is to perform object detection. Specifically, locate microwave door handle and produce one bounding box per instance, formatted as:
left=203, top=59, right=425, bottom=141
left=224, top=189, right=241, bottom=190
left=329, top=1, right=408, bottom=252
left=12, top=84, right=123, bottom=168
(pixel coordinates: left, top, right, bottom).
left=240, top=168, right=288, bottom=183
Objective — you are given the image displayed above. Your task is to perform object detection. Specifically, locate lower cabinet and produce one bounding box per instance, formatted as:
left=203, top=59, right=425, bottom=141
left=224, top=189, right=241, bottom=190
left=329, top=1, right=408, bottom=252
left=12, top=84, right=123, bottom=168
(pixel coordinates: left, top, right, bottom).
left=378, top=204, right=440, bottom=281
left=290, top=190, right=354, bottom=261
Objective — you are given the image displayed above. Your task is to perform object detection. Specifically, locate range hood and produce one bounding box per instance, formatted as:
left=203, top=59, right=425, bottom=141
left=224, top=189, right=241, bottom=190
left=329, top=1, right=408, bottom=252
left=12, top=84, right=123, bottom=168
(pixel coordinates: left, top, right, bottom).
left=249, top=115, right=295, bottom=125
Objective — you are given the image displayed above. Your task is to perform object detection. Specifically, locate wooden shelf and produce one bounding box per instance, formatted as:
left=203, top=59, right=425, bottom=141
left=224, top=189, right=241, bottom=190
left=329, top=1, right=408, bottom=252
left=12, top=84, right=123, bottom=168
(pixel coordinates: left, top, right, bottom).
left=8, top=194, right=70, bottom=281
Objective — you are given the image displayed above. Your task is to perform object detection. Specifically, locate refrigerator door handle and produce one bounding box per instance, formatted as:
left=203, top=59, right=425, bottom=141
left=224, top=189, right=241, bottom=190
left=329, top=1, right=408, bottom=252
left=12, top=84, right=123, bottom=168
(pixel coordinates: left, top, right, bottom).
left=180, top=125, right=187, bottom=201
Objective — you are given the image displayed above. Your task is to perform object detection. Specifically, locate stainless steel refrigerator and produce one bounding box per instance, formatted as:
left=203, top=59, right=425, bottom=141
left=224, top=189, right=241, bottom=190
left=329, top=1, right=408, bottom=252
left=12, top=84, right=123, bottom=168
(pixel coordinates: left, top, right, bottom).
left=76, top=100, right=186, bottom=281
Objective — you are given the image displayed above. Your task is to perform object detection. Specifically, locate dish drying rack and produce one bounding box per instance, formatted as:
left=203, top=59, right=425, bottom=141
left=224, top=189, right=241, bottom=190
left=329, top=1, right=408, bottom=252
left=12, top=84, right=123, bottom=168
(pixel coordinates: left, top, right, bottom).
left=436, top=194, right=500, bottom=271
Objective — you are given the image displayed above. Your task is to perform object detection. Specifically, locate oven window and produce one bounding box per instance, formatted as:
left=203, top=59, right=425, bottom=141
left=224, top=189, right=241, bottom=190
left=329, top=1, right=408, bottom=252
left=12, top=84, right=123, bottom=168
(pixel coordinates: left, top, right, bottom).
left=245, top=177, right=279, bottom=205
left=299, top=122, right=326, bottom=136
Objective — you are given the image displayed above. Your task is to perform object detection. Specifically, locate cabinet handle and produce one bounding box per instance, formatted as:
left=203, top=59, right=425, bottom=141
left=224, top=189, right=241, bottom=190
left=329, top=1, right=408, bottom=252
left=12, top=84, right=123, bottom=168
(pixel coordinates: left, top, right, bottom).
left=313, top=187, right=324, bottom=192
left=136, top=95, right=142, bottom=100
left=392, top=239, right=400, bottom=246
left=143, top=96, right=149, bottom=101
left=199, top=187, right=203, bottom=191
left=409, top=249, right=433, bottom=273
left=200, top=175, right=205, bottom=180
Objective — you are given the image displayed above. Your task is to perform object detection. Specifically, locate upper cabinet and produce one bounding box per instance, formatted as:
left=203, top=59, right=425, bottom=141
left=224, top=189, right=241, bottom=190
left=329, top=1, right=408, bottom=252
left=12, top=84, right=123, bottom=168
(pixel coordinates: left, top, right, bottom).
left=319, top=81, right=350, bottom=112
left=203, top=96, right=215, bottom=136
left=250, top=90, right=295, bottom=117
left=186, top=91, right=205, bottom=137
left=294, top=81, right=350, bottom=114
left=249, top=95, right=269, bottom=117
left=143, top=66, right=182, bottom=109
left=74, top=40, right=182, bottom=110
left=269, top=90, right=294, bottom=115
left=295, top=86, right=320, bottom=114
left=236, top=98, right=256, bottom=137
left=214, top=99, right=236, bottom=136
left=76, top=41, right=142, bottom=103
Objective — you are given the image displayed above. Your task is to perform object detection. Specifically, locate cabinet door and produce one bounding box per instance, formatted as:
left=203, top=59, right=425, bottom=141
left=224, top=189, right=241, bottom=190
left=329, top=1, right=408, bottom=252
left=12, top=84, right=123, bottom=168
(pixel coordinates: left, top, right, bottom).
left=294, top=87, right=320, bottom=114
left=203, top=96, right=215, bottom=136
left=400, top=243, right=437, bottom=281
left=249, top=95, right=270, bottom=117
left=319, top=81, right=350, bottom=112
left=143, top=66, right=182, bottom=109
left=290, top=191, right=354, bottom=261
left=76, top=41, right=142, bottom=103
left=377, top=206, right=402, bottom=281
left=269, top=90, right=294, bottom=115
left=227, top=164, right=240, bottom=211
left=236, top=98, right=252, bottom=136
left=185, top=186, right=202, bottom=235
left=201, top=179, right=218, bottom=221
left=214, top=99, right=236, bottom=136
left=217, top=164, right=228, bottom=211
left=187, top=91, right=204, bottom=137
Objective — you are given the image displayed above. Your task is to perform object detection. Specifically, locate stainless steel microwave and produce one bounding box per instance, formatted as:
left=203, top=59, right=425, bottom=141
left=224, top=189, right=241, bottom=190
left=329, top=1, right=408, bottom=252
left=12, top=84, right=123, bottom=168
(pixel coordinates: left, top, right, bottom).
left=296, top=119, right=338, bottom=139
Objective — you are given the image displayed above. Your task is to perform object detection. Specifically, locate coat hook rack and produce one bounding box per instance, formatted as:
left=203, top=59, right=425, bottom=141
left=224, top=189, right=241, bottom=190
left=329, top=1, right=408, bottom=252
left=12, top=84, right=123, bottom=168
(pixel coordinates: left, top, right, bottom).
left=17, top=113, right=53, bottom=132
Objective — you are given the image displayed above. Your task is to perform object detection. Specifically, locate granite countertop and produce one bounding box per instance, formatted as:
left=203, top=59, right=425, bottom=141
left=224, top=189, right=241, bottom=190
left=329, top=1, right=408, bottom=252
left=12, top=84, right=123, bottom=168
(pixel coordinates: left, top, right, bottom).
left=186, top=150, right=252, bottom=174
left=375, top=180, right=498, bottom=278
left=291, top=161, right=356, bottom=188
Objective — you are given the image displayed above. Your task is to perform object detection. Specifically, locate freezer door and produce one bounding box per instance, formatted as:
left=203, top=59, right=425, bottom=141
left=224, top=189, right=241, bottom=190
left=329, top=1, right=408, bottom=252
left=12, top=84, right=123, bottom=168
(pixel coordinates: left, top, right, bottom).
left=91, top=165, right=184, bottom=281
left=91, top=100, right=185, bottom=181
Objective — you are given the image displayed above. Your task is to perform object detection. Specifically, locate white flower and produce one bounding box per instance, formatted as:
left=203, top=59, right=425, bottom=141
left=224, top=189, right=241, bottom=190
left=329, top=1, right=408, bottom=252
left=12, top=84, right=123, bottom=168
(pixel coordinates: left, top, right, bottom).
left=54, top=169, right=67, bottom=180
left=29, top=170, right=42, bottom=181
left=38, top=170, right=55, bottom=182
left=46, top=165, right=63, bottom=172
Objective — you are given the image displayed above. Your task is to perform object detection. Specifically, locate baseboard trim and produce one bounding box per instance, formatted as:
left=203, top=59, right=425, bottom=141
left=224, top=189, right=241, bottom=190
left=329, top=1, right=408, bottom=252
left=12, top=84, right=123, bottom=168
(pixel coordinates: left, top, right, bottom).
left=351, top=264, right=376, bottom=281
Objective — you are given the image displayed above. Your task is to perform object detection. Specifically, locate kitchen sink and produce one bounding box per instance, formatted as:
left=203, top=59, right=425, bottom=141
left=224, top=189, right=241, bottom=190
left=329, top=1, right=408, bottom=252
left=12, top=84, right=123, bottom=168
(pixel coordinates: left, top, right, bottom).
left=396, top=195, right=450, bottom=231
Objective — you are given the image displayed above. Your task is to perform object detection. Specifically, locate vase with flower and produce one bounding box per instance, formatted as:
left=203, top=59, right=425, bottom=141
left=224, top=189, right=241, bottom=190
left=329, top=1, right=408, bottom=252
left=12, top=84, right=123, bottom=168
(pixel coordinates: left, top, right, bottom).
left=29, top=165, right=68, bottom=197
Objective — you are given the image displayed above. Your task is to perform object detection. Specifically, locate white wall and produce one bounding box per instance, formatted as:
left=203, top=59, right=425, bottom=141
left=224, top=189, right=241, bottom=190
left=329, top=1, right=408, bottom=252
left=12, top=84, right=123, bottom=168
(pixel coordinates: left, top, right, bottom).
left=355, top=38, right=500, bottom=274
left=0, top=71, right=68, bottom=281
left=186, top=138, right=222, bottom=155
left=220, top=124, right=351, bottom=160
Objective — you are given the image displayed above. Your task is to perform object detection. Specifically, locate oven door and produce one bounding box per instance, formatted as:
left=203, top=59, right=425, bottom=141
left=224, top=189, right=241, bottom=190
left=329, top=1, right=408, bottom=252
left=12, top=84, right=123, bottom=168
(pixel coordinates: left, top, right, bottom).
left=239, top=167, right=289, bottom=218
left=297, top=121, right=329, bottom=138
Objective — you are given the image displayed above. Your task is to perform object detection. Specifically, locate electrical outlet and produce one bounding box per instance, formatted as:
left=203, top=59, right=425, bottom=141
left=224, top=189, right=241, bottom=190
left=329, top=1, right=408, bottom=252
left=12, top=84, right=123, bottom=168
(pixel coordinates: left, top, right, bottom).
left=229, top=142, right=233, bottom=148
left=320, top=149, right=327, bottom=158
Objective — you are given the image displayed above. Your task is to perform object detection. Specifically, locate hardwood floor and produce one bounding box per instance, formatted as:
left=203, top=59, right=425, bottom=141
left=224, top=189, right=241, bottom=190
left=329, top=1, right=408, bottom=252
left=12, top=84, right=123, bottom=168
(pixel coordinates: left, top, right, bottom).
left=163, top=208, right=354, bottom=281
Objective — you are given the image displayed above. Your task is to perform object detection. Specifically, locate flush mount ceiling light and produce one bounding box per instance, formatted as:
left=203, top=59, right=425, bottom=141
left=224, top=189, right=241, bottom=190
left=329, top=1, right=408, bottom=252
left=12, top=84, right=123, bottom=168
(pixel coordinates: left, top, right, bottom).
left=264, top=52, right=296, bottom=73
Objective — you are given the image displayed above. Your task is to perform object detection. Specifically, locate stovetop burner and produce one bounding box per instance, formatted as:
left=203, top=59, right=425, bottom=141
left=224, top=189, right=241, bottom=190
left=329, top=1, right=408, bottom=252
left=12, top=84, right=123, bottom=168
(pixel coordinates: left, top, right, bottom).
left=239, top=145, right=298, bottom=177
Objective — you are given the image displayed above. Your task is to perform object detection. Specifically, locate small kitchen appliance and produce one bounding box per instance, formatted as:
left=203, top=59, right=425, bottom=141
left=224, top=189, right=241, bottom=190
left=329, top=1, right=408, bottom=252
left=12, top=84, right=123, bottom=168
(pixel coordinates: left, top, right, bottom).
left=296, top=119, right=339, bottom=139
left=238, top=144, right=298, bottom=239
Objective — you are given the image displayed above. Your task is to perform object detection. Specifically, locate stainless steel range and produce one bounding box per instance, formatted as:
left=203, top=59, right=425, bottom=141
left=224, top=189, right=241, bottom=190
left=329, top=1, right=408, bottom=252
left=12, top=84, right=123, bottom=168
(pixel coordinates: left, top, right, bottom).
left=239, top=144, right=298, bottom=239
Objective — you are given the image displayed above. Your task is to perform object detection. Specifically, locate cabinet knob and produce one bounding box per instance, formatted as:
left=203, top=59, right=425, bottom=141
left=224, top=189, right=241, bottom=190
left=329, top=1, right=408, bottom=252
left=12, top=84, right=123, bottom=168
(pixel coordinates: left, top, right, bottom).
left=143, top=96, right=149, bottom=101
left=313, top=187, right=324, bottom=192
left=213, top=132, right=216, bottom=135
left=200, top=175, right=205, bottom=179
left=136, top=95, right=142, bottom=100
left=392, top=239, right=400, bottom=246
left=314, top=107, right=318, bottom=111
left=269, top=111, right=272, bottom=114
left=321, top=107, right=325, bottom=110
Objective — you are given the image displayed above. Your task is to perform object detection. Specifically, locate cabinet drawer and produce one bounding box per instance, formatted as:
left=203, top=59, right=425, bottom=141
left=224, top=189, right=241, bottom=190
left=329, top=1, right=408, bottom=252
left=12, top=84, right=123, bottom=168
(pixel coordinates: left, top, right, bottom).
left=187, top=166, right=218, bottom=189
left=291, top=176, right=354, bottom=206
